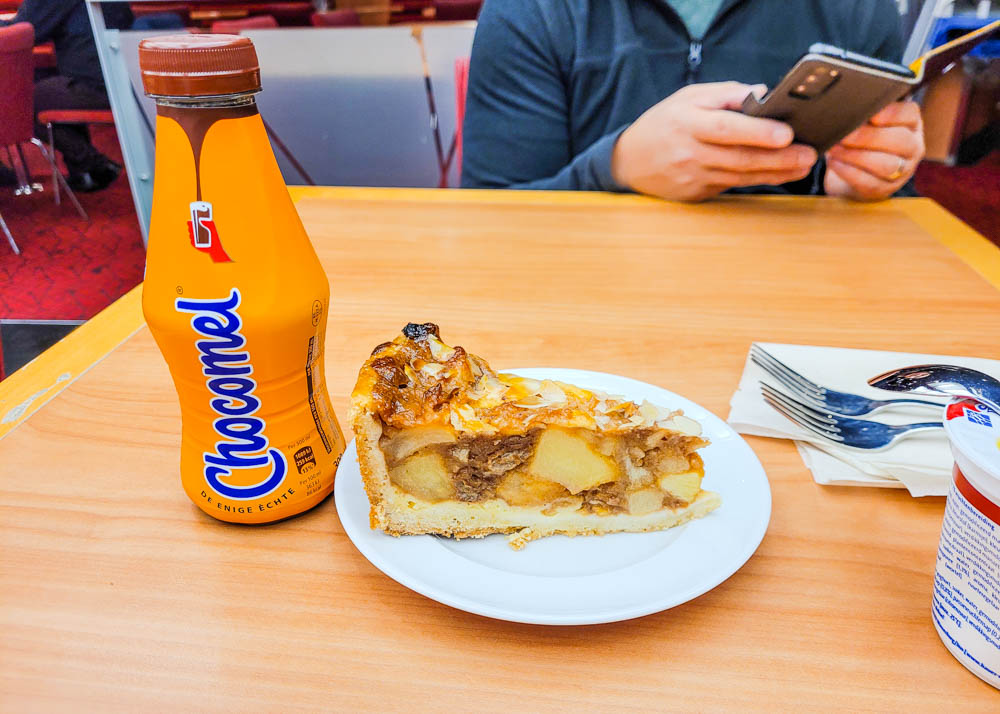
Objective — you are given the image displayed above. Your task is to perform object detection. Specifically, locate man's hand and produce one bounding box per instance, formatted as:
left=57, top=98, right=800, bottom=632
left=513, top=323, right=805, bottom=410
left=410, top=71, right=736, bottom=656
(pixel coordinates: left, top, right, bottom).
left=824, top=101, right=925, bottom=201
left=611, top=82, right=817, bottom=201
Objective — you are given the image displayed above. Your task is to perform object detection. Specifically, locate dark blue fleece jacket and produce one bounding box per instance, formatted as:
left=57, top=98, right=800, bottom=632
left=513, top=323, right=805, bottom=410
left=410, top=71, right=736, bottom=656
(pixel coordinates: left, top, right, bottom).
left=461, top=0, right=903, bottom=194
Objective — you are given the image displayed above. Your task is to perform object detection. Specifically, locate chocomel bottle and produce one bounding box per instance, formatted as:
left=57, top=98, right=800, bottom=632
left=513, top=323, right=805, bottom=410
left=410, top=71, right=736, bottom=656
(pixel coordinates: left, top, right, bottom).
left=139, top=35, right=346, bottom=523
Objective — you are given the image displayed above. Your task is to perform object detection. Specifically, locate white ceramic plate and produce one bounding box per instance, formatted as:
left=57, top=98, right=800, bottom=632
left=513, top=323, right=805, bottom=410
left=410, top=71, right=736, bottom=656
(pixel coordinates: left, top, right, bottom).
left=335, top=368, right=771, bottom=625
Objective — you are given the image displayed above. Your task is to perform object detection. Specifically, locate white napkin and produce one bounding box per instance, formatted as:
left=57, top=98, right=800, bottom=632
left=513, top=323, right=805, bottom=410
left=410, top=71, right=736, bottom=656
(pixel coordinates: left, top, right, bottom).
left=727, top=343, right=1000, bottom=497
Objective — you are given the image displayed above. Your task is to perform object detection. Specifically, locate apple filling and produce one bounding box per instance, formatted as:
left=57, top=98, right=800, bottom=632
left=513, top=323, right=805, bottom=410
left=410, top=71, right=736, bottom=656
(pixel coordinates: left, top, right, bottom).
left=379, top=425, right=705, bottom=515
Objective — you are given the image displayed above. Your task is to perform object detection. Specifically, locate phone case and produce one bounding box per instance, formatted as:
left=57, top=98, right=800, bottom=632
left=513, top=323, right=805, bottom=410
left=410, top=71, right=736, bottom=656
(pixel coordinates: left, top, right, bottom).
left=741, top=56, right=912, bottom=153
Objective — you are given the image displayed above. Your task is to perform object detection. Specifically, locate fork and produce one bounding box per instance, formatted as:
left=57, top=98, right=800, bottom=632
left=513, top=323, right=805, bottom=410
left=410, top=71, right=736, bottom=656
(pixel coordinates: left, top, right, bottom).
left=750, top=344, right=944, bottom=417
left=761, top=383, right=942, bottom=450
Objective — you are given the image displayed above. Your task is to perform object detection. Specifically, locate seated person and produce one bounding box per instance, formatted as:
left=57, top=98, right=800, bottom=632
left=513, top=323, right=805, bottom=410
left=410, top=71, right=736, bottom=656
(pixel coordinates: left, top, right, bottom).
left=1, top=0, right=133, bottom=192
left=461, top=0, right=925, bottom=201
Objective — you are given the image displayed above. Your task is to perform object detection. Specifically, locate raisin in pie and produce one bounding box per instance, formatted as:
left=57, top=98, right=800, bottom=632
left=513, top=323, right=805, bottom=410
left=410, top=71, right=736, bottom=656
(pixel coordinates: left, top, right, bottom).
left=349, top=324, right=720, bottom=549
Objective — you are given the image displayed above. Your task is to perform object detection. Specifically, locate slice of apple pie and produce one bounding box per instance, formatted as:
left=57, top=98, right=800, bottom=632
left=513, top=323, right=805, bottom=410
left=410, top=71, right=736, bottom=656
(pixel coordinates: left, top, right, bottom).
left=349, top=323, right=720, bottom=549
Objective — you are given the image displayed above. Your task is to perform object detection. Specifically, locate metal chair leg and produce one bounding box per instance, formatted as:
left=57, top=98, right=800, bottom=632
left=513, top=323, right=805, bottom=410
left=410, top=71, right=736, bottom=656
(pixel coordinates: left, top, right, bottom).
left=31, top=139, right=87, bottom=221
left=14, top=144, right=41, bottom=195
left=46, top=122, right=60, bottom=206
left=0, top=209, right=19, bottom=255
left=8, top=143, right=30, bottom=195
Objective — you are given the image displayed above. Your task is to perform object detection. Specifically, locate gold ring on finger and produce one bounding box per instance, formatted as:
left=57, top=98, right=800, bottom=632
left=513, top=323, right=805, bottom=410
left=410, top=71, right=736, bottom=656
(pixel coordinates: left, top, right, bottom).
left=887, top=156, right=906, bottom=181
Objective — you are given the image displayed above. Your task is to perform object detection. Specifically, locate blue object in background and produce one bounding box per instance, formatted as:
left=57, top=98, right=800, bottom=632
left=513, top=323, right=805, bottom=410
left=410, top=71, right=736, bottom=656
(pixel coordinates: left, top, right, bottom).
left=929, top=16, right=1000, bottom=59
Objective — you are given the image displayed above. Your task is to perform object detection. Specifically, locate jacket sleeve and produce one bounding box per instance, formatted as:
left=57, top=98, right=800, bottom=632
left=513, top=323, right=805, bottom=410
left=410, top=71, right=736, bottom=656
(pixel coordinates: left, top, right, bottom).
left=460, top=0, right=627, bottom=191
left=4, top=0, right=77, bottom=43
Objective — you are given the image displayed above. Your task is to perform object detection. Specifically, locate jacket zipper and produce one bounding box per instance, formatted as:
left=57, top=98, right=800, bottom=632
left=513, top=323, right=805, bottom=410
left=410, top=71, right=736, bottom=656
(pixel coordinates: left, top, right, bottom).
left=686, top=40, right=703, bottom=84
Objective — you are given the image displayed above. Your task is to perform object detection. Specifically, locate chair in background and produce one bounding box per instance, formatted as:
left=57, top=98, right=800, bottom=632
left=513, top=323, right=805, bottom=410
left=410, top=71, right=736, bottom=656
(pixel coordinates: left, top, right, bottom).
left=37, top=109, right=115, bottom=217
left=310, top=9, right=362, bottom=27
left=454, top=56, right=469, bottom=183
left=0, top=22, right=86, bottom=255
left=211, top=15, right=280, bottom=33
left=433, top=0, right=482, bottom=21
left=32, top=43, right=57, bottom=70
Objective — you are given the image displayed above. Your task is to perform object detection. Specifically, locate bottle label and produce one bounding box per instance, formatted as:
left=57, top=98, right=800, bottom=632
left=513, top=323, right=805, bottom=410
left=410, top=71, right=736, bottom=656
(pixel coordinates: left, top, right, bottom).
left=932, top=466, right=1000, bottom=688
left=174, top=288, right=288, bottom=499
left=306, top=335, right=334, bottom=455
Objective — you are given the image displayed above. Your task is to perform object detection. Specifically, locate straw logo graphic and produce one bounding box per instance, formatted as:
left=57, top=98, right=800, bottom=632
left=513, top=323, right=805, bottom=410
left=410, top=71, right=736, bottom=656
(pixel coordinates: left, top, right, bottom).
left=946, top=398, right=996, bottom=425
left=187, top=201, right=232, bottom=263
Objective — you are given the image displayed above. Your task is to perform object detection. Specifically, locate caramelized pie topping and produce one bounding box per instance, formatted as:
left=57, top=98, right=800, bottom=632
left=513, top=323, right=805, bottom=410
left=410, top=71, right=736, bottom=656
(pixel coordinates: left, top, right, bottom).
left=352, top=324, right=710, bottom=517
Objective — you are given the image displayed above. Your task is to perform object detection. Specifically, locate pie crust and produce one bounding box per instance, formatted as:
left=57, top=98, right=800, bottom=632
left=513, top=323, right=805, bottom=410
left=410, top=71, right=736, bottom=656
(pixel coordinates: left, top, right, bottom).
left=349, top=324, right=721, bottom=549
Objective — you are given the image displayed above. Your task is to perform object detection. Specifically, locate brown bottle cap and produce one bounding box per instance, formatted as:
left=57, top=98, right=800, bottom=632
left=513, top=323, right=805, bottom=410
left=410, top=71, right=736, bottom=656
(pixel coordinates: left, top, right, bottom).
left=139, top=34, right=261, bottom=97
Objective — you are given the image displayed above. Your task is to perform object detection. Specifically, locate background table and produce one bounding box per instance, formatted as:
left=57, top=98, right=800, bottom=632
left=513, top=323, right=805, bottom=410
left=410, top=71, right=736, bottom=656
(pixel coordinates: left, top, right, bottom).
left=2, top=188, right=1000, bottom=710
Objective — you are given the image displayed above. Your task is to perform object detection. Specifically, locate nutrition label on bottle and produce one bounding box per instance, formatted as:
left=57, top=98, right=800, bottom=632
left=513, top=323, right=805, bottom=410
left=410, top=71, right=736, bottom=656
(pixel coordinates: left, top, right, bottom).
left=932, top=479, right=1000, bottom=686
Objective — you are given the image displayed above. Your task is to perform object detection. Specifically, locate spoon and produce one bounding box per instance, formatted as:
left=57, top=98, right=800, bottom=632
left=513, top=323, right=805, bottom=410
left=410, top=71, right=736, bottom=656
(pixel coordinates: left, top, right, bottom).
left=868, top=364, right=1000, bottom=413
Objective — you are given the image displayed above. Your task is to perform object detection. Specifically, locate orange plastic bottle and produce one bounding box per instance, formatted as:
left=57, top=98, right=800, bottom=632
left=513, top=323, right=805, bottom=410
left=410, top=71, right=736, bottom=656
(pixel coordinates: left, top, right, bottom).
left=138, top=35, right=345, bottom=523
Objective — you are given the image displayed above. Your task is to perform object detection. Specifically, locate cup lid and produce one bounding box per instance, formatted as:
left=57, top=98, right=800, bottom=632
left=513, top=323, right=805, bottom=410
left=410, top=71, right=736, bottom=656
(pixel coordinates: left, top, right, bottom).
left=138, top=34, right=261, bottom=97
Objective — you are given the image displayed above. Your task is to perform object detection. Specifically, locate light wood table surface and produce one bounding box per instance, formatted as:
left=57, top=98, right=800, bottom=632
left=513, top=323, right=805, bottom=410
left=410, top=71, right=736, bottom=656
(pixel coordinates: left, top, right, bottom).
left=2, top=188, right=1000, bottom=711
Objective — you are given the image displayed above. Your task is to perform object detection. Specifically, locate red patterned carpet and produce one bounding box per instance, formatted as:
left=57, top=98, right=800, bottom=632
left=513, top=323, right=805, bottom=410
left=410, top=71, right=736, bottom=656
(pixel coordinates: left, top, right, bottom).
left=0, top=126, right=146, bottom=321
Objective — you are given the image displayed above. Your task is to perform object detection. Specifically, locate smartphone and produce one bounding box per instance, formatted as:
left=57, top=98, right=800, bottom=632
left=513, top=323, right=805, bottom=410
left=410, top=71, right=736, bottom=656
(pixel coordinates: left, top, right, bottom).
left=742, top=43, right=916, bottom=153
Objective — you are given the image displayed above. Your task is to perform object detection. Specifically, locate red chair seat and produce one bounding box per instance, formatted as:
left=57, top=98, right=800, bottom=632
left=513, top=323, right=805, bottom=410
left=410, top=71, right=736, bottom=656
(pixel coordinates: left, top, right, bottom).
left=129, top=3, right=191, bottom=21
left=212, top=14, right=278, bottom=32
left=38, top=109, right=115, bottom=125
left=32, top=43, right=56, bottom=69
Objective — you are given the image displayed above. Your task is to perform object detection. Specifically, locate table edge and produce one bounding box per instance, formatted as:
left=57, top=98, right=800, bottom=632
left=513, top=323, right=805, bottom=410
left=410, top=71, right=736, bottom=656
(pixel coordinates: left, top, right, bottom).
left=0, top=284, right=144, bottom=441
left=0, top=189, right=996, bottom=442
left=893, top=199, right=1000, bottom=289
left=287, top=187, right=1000, bottom=288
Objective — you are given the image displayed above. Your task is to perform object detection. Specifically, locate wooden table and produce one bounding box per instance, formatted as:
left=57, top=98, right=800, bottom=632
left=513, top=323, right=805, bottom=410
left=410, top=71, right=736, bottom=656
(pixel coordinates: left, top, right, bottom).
left=2, top=188, right=999, bottom=710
